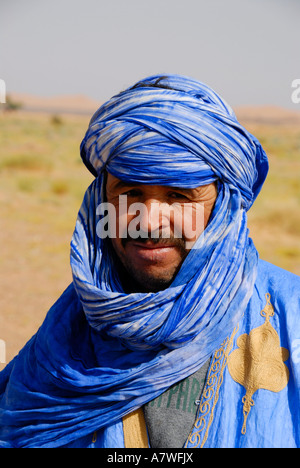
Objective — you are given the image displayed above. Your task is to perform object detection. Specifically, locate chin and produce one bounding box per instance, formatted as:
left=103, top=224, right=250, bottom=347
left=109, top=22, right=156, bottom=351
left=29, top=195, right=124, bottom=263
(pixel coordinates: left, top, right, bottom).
left=130, top=268, right=177, bottom=292
left=137, top=277, right=172, bottom=292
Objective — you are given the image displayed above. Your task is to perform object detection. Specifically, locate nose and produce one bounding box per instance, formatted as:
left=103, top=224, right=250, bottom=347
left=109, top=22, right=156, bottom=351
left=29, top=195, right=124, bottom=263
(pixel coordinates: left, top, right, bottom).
left=129, top=198, right=171, bottom=237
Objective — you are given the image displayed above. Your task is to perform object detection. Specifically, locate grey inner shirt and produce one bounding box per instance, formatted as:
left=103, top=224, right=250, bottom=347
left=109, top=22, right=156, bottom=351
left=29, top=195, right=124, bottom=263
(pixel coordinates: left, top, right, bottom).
left=143, top=359, right=211, bottom=448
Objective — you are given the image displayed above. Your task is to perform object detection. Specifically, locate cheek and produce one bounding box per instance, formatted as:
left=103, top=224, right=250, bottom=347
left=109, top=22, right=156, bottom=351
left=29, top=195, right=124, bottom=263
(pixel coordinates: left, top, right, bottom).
left=203, top=205, right=214, bottom=227
left=110, top=236, right=125, bottom=263
left=172, top=204, right=205, bottom=243
left=107, top=198, right=131, bottom=240
left=113, top=198, right=128, bottom=238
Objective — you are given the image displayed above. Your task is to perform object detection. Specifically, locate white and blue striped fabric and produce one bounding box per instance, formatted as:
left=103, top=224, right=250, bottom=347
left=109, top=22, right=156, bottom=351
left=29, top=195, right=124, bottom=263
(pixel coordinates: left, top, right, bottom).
left=74, top=74, right=268, bottom=349
left=81, top=74, right=268, bottom=210
left=0, top=75, right=269, bottom=447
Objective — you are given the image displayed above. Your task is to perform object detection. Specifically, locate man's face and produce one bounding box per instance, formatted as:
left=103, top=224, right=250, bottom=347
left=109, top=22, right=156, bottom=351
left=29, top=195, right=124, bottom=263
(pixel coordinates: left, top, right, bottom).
left=106, top=173, right=217, bottom=292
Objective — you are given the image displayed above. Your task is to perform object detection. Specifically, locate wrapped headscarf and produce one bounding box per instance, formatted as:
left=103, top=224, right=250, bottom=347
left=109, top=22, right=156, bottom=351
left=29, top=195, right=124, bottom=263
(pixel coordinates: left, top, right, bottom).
left=0, top=74, right=268, bottom=447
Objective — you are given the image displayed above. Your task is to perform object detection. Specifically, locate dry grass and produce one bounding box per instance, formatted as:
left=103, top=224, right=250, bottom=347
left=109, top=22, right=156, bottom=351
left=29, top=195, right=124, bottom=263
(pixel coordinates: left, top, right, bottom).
left=0, top=110, right=299, bottom=369
left=245, top=124, right=300, bottom=274
left=0, top=111, right=93, bottom=367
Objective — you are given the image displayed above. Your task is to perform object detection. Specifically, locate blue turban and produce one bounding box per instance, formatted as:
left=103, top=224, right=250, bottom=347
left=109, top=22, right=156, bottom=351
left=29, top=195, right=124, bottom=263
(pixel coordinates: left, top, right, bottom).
left=0, top=75, right=269, bottom=447
left=81, top=74, right=268, bottom=210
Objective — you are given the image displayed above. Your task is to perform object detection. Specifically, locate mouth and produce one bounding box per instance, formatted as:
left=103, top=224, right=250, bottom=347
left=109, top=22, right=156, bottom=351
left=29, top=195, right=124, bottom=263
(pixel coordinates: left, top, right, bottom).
left=125, top=240, right=181, bottom=263
left=132, top=240, right=176, bottom=248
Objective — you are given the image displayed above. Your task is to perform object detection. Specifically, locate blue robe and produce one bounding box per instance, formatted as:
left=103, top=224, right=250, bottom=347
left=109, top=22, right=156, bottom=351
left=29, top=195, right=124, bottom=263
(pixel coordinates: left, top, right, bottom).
left=62, top=259, right=300, bottom=448
left=185, top=259, right=300, bottom=448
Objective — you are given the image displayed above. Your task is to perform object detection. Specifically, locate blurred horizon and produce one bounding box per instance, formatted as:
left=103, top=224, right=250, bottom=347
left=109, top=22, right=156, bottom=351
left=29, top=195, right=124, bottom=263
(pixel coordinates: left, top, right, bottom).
left=1, top=0, right=300, bottom=110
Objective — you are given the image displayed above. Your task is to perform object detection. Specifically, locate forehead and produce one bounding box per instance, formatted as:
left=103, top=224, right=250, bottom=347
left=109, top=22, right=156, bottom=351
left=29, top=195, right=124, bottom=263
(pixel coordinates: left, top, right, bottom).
left=106, top=173, right=195, bottom=194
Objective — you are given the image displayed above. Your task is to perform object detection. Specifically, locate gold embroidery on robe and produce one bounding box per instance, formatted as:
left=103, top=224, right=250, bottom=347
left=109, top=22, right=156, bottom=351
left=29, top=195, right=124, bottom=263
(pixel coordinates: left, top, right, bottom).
left=228, top=293, right=289, bottom=434
left=184, top=324, right=239, bottom=448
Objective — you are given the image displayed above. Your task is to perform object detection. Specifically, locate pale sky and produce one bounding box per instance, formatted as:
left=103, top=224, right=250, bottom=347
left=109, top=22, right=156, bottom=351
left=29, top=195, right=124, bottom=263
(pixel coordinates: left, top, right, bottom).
left=1, top=0, right=300, bottom=109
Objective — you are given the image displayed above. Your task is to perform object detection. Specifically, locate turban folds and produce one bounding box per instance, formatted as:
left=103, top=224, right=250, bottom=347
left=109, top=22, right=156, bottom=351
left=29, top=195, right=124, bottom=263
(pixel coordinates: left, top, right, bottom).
left=80, top=74, right=268, bottom=210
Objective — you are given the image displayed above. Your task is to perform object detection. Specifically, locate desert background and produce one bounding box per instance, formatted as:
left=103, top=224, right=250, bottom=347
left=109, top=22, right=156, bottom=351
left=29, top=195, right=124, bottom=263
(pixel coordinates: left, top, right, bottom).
left=0, top=94, right=299, bottom=370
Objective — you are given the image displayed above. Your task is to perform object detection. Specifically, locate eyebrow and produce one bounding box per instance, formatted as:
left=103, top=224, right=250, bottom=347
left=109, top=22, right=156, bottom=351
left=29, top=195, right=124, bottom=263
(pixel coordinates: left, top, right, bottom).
left=112, top=179, right=140, bottom=190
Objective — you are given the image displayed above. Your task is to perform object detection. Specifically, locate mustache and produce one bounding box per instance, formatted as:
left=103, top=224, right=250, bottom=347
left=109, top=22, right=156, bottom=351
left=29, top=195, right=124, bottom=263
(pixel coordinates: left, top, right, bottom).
left=121, top=230, right=187, bottom=250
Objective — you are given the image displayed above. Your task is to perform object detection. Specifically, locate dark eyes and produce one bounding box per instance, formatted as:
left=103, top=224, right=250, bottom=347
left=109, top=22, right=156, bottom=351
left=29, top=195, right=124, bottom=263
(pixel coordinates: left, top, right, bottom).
left=122, top=189, right=142, bottom=197
left=121, top=189, right=189, bottom=201
left=168, top=192, right=189, bottom=200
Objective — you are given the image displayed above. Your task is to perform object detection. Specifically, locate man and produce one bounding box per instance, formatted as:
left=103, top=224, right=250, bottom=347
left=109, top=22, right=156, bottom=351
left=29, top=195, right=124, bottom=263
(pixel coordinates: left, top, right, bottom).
left=0, top=74, right=299, bottom=448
